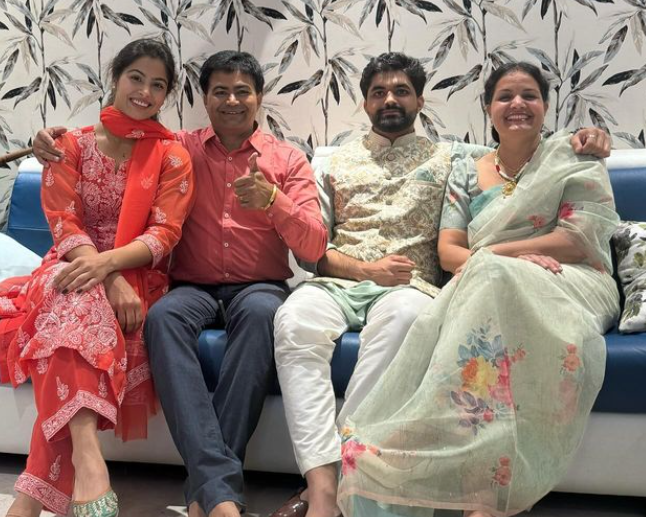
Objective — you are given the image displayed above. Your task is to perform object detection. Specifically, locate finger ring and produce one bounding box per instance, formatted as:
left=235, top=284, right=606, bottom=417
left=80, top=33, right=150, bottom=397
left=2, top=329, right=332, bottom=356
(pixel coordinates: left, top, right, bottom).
left=587, top=134, right=597, bottom=139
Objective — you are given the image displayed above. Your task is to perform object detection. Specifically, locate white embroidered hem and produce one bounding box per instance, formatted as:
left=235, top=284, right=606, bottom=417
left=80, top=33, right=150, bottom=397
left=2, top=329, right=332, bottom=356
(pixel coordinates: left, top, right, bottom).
left=125, top=362, right=151, bottom=393
left=41, top=390, right=117, bottom=441
left=15, top=472, right=70, bottom=515
left=57, top=234, right=96, bottom=259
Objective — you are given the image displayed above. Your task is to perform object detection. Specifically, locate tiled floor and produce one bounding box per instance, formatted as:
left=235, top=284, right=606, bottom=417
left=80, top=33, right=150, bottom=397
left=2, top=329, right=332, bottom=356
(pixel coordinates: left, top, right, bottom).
left=0, top=454, right=643, bottom=517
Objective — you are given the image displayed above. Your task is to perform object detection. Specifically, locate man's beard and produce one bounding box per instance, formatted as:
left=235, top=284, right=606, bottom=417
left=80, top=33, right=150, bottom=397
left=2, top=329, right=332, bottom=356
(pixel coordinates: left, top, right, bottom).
left=372, top=107, right=417, bottom=134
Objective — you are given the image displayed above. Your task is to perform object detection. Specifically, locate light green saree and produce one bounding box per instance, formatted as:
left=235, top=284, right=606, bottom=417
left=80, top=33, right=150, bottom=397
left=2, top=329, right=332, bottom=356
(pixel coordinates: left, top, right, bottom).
left=337, top=131, right=620, bottom=517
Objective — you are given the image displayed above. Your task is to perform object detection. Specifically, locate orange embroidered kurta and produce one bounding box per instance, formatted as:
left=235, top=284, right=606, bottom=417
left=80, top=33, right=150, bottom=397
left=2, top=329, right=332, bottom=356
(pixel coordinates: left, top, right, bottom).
left=0, top=128, right=194, bottom=439
left=0, top=126, right=193, bottom=514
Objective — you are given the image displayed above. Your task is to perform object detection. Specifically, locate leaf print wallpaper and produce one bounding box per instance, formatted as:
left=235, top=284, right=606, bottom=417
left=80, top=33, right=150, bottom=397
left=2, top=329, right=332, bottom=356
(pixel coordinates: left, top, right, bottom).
left=1, top=0, right=646, bottom=226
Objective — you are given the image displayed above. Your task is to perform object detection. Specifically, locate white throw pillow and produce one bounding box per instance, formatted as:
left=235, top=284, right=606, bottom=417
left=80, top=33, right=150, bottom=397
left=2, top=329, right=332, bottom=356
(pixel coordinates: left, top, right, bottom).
left=0, top=233, right=42, bottom=282
left=613, top=221, right=646, bottom=333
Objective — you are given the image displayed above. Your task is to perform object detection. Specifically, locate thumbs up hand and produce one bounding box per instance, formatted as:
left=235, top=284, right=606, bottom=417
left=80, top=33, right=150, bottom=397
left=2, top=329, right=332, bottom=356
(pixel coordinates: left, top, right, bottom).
left=247, top=152, right=259, bottom=174
left=233, top=152, right=276, bottom=210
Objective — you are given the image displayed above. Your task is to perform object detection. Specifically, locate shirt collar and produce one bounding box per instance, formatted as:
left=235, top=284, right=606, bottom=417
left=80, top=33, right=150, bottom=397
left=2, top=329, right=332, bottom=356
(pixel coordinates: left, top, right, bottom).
left=201, top=124, right=264, bottom=154
left=200, top=125, right=217, bottom=146
left=366, top=129, right=418, bottom=150
left=247, top=125, right=264, bottom=153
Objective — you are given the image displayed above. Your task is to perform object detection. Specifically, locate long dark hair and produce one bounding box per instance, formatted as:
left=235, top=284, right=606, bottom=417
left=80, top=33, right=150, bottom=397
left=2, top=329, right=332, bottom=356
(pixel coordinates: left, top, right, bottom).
left=105, top=38, right=178, bottom=109
left=484, top=61, right=550, bottom=143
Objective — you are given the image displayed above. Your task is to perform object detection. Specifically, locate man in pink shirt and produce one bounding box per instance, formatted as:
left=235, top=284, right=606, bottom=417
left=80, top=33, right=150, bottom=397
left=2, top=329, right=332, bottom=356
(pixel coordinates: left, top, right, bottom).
left=33, top=51, right=327, bottom=517
left=143, top=52, right=327, bottom=517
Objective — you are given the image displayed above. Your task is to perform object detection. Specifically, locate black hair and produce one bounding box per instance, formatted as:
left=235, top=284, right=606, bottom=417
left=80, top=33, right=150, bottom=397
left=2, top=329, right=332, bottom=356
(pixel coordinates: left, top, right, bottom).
left=106, top=38, right=177, bottom=106
left=483, top=61, right=550, bottom=143
left=199, top=50, right=264, bottom=94
left=360, top=52, right=426, bottom=99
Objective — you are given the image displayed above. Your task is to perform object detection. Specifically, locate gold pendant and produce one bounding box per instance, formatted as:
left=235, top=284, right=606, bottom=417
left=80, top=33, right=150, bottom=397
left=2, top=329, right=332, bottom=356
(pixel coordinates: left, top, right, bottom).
left=502, top=181, right=516, bottom=197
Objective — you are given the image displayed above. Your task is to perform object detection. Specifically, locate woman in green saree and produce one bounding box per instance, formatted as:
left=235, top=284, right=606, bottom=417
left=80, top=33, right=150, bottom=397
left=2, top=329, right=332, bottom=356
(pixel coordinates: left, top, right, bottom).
left=336, top=62, right=620, bottom=517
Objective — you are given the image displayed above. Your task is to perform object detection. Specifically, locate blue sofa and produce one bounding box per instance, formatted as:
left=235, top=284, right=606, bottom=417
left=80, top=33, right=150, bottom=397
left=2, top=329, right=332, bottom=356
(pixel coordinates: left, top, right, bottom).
left=2, top=152, right=646, bottom=497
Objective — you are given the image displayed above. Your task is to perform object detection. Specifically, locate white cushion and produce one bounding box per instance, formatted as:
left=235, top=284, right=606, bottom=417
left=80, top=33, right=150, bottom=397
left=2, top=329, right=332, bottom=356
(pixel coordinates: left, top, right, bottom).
left=18, top=156, right=43, bottom=174
left=286, top=146, right=340, bottom=289
left=613, top=221, right=646, bottom=333
left=0, top=233, right=42, bottom=282
left=311, top=146, right=338, bottom=170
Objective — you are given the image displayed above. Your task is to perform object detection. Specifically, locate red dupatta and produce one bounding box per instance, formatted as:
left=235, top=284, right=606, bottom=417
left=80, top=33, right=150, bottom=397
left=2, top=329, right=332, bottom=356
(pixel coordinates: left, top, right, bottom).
left=97, top=106, right=176, bottom=305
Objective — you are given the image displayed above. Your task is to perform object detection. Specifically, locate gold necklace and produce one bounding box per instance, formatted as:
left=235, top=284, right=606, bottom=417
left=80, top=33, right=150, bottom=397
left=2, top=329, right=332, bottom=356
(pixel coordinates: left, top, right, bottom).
left=494, top=137, right=542, bottom=197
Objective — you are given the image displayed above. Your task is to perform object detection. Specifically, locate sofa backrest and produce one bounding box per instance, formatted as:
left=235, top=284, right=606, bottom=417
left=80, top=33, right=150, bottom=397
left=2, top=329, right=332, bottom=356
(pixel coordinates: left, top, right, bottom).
left=6, top=158, right=51, bottom=256
left=605, top=149, right=646, bottom=222
left=7, top=150, right=646, bottom=259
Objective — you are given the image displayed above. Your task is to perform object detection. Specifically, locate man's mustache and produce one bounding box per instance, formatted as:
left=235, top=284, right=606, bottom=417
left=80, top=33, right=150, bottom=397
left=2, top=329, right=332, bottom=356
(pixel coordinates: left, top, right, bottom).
left=377, top=106, right=405, bottom=118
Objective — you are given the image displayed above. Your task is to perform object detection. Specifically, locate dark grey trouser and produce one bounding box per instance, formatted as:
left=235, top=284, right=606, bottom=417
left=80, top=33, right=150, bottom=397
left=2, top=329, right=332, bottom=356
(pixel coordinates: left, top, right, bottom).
left=144, top=281, right=290, bottom=514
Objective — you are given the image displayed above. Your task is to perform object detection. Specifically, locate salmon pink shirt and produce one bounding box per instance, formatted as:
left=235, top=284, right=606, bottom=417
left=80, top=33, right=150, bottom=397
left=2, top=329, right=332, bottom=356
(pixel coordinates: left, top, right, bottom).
left=170, top=126, right=327, bottom=285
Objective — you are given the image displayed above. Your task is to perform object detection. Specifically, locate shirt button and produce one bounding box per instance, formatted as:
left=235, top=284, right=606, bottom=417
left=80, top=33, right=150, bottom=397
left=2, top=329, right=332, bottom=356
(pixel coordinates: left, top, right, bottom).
left=224, top=212, right=230, bottom=218
left=226, top=182, right=232, bottom=188
left=227, top=156, right=233, bottom=162
left=385, top=199, right=392, bottom=205
left=224, top=242, right=229, bottom=248
left=384, top=172, right=392, bottom=179
left=387, top=153, right=395, bottom=161
left=225, top=273, right=230, bottom=278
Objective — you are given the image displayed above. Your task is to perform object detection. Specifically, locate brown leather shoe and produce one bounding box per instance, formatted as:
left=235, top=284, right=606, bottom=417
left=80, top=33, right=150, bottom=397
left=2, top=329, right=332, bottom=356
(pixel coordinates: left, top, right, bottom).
left=269, top=488, right=308, bottom=517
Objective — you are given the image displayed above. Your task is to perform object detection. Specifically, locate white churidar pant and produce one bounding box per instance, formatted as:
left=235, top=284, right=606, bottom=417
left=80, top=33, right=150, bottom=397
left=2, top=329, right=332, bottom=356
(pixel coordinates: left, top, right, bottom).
left=274, top=284, right=433, bottom=474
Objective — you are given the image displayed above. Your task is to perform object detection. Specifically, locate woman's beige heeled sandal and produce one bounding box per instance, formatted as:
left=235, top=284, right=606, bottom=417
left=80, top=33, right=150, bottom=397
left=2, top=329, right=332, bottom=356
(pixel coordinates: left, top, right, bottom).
left=72, top=489, right=119, bottom=517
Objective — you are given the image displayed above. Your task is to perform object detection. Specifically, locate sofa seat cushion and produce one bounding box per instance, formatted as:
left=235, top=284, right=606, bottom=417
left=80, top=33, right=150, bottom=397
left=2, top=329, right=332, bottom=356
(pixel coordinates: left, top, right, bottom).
left=198, top=328, right=646, bottom=414
left=593, top=328, right=646, bottom=413
left=198, top=329, right=359, bottom=396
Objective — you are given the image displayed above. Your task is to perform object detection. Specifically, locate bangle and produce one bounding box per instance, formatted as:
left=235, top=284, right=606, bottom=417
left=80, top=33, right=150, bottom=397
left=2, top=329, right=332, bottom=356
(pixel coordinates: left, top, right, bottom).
left=263, top=184, right=278, bottom=210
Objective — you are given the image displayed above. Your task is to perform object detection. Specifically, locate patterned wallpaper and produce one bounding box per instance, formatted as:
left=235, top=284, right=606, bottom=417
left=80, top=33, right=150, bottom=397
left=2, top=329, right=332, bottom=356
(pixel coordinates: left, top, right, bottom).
left=1, top=0, right=646, bottom=224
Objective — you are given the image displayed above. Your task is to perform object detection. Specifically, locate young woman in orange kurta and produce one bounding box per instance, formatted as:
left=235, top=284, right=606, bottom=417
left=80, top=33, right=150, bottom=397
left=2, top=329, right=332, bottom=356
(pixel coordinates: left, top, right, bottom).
left=0, top=39, right=193, bottom=517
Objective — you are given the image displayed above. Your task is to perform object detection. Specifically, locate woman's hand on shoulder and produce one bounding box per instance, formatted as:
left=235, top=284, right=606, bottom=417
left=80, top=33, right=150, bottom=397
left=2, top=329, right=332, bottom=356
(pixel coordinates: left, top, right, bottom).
left=103, top=273, right=143, bottom=335
left=570, top=127, right=611, bottom=158
left=517, top=253, right=563, bottom=274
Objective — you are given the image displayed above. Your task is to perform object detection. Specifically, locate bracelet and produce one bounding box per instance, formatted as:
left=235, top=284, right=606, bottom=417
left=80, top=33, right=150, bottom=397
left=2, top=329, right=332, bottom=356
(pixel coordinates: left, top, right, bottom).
left=263, top=184, right=278, bottom=210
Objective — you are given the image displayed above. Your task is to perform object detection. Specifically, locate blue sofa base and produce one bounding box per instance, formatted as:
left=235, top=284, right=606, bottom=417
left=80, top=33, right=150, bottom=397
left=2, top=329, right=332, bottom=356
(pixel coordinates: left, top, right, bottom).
left=8, top=167, right=646, bottom=415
